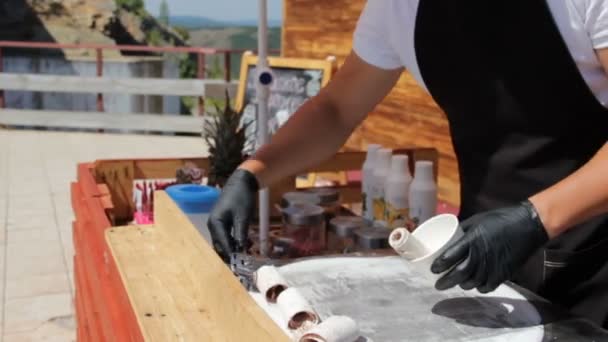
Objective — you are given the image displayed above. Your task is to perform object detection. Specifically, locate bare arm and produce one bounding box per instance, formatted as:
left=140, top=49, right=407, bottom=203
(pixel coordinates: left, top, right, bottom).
left=529, top=48, right=608, bottom=238
left=239, top=52, right=403, bottom=187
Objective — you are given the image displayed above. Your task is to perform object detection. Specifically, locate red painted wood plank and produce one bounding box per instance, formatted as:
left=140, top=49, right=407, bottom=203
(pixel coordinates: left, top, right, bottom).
left=74, top=220, right=103, bottom=342
left=75, top=253, right=98, bottom=342
left=73, top=178, right=143, bottom=341
left=104, top=241, right=145, bottom=342
left=77, top=163, right=101, bottom=198
left=73, top=184, right=116, bottom=342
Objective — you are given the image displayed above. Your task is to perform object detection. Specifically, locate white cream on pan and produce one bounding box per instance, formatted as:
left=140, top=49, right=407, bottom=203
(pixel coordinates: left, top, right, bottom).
left=299, top=316, right=360, bottom=342
left=389, top=214, right=463, bottom=281
left=255, top=265, right=289, bottom=303
left=277, top=287, right=320, bottom=330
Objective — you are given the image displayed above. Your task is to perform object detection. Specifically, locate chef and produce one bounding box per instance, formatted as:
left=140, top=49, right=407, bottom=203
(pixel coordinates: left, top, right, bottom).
left=208, top=0, right=608, bottom=328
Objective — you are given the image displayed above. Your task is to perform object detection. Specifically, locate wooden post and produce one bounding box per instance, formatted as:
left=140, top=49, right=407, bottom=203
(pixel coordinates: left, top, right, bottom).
left=0, top=47, right=4, bottom=109
left=96, top=48, right=104, bottom=112
left=224, top=51, right=232, bottom=82
left=197, top=52, right=206, bottom=116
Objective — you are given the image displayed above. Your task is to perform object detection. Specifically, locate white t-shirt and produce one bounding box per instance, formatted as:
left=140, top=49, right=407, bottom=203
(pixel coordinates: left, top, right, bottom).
left=353, top=0, right=608, bottom=107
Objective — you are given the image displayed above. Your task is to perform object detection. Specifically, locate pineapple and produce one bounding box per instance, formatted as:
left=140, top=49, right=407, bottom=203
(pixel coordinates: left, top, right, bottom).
left=203, top=91, right=253, bottom=187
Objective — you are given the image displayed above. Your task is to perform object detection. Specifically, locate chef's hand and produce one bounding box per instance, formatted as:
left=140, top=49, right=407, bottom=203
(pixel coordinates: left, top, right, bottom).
left=431, top=200, right=549, bottom=293
left=207, top=169, right=259, bottom=262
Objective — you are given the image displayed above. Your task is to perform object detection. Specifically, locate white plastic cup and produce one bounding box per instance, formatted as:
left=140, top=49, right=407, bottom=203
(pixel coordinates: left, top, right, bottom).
left=390, top=214, right=463, bottom=281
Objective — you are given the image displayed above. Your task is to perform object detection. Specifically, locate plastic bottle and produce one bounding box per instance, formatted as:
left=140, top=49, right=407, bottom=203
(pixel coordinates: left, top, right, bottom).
left=384, top=155, right=413, bottom=229
left=409, top=161, right=437, bottom=228
left=361, top=144, right=381, bottom=221
left=371, top=148, right=392, bottom=226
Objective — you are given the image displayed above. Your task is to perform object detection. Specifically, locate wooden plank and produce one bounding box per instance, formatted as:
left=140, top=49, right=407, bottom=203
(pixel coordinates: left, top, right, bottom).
left=74, top=257, right=90, bottom=342
left=78, top=203, right=141, bottom=341
left=73, top=173, right=143, bottom=341
left=105, top=192, right=289, bottom=341
left=0, top=109, right=205, bottom=134
left=72, top=186, right=116, bottom=342
left=134, top=158, right=209, bottom=179
left=150, top=193, right=289, bottom=341
left=74, top=246, right=103, bottom=342
left=97, top=184, right=111, bottom=196
left=305, top=148, right=437, bottom=175
left=0, top=73, right=237, bottom=97
left=77, top=164, right=101, bottom=199
left=307, top=151, right=366, bottom=173
left=104, top=240, right=145, bottom=342
left=94, top=161, right=135, bottom=223
left=97, top=184, right=114, bottom=223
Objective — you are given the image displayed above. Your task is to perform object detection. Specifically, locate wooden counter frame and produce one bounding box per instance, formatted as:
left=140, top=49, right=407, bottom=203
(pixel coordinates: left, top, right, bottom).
left=71, top=147, right=439, bottom=341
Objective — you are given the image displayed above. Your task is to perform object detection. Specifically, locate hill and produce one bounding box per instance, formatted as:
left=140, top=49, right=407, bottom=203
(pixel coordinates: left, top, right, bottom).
left=187, top=26, right=282, bottom=79
left=0, top=0, right=185, bottom=57
left=170, top=15, right=282, bottom=30
left=169, top=16, right=224, bottom=29
left=188, top=26, right=281, bottom=50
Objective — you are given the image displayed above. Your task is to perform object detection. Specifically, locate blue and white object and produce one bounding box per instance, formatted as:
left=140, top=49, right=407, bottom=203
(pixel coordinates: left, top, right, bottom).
left=166, top=184, right=220, bottom=244
left=257, top=0, right=272, bottom=256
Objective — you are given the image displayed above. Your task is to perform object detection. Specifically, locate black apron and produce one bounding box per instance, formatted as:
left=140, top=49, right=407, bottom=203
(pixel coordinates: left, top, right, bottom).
left=414, top=0, right=608, bottom=328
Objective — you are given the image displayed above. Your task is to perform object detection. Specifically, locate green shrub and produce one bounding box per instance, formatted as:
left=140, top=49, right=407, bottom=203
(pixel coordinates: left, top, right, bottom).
left=173, top=26, right=190, bottom=41
left=146, top=28, right=163, bottom=46
left=115, top=0, right=144, bottom=12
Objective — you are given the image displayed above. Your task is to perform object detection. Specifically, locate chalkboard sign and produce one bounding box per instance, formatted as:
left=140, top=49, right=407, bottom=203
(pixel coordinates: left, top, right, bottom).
left=236, top=53, right=335, bottom=142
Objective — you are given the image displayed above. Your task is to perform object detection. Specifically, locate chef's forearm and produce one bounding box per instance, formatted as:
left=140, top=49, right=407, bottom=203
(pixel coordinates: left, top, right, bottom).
left=530, top=142, right=608, bottom=238
left=239, top=94, right=358, bottom=188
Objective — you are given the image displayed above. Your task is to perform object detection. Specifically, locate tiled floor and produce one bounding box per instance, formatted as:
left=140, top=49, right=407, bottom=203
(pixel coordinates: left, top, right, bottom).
left=0, top=129, right=206, bottom=341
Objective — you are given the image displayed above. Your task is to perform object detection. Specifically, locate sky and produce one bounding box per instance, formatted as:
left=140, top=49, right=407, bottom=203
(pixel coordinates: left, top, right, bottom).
left=145, top=0, right=283, bottom=22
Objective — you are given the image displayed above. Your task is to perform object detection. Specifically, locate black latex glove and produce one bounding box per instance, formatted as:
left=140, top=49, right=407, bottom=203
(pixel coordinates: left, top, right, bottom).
left=431, top=200, right=549, bottom=293
left=207, top=169, right=259, bottom=262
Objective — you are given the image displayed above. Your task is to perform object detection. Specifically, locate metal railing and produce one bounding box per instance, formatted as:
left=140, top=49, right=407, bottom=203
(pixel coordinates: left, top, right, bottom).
left=0, top=40, right=280, bottom=113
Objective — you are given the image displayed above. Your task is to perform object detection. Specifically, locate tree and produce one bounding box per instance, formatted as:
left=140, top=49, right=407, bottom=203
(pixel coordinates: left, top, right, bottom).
left=159, top=0, right=170, bottom=26
left=208, top=56, right=224, bottom=79
left=115, top=0, right=144, bottom=12
left=146, top=28, right=163, bottom=46
left=173, top=26, right=190, bottom=41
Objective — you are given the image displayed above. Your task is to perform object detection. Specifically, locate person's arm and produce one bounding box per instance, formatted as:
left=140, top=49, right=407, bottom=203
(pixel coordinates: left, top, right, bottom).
left=529, top=48, right=606, bottom=236
left=530, top=48, right=608, bottom=237
left=530, top=143, right=608, bottom=238
left=207, top=52, right=402, bottom=260
left=239, top=52, right=403, bottom=187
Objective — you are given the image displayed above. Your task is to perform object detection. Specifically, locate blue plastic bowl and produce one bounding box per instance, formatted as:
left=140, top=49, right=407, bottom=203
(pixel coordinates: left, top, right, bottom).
left=165, top=184, right=220, bottom=214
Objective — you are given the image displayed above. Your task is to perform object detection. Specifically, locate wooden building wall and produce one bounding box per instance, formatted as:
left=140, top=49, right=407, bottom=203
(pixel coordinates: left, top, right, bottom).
left=282, top=0, right=460, bottom=206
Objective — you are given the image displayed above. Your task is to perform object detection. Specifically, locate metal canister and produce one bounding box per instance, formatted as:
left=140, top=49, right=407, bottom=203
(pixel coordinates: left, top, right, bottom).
left=281, top=191, right=322, bottom=208
left=354, top=227, right=391, bottom=251
left=328, top=216, right=366, bottom=253
left=306, top=187, right=341, bottom=218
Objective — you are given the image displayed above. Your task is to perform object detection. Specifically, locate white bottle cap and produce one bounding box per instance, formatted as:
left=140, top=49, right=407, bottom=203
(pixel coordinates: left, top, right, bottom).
left=414, top=161, right=434, bottom=182
left=365, top=144, right=381, bottom=164
left=376, top=148, right=392, bottom=171
left=390, top=155, right=409, bottom=176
